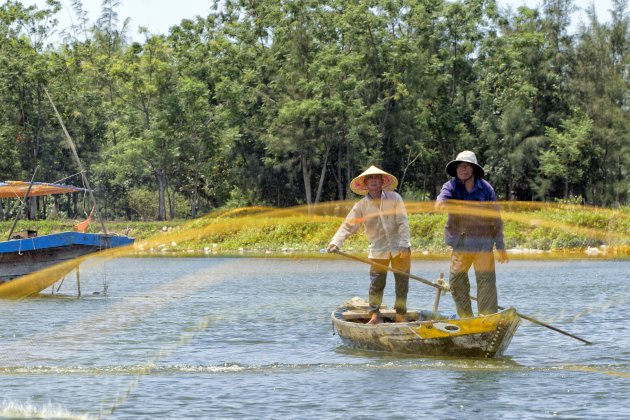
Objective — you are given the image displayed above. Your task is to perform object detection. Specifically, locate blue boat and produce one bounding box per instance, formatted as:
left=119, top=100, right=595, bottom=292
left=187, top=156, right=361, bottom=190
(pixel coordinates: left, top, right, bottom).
left=0, top=181, right=134, bottom=296
left=0, top=231, right=134, bottom=284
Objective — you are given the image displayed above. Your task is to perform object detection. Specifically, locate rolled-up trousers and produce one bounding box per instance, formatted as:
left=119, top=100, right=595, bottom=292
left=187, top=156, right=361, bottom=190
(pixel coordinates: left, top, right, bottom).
left=368, top=252, right=410, bottom=315
left=449, top=250, right=498, bottom=318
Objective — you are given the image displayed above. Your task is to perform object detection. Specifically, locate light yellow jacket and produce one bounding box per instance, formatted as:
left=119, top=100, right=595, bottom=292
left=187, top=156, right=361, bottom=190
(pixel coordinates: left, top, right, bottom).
left=330, top=191, right=411, bottom=259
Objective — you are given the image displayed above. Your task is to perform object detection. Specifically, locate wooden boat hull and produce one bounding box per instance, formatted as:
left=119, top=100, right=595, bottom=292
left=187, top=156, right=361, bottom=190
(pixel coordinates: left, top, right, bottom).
left=0, top=232, right=134, bottom=283
left=332, top=306, right=520, bottom=358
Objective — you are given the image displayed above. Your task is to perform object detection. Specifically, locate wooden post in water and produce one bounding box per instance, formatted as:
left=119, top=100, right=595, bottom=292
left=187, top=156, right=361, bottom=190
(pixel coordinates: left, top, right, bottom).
left=432, top=272, right=445, bottom=318
left=76, top=267, right=81, bottom=298
left=55, top=276, right=65, bottom=293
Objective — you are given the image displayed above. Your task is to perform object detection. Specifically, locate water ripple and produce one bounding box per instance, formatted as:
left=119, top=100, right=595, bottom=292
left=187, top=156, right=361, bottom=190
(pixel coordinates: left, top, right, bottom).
left=1, top=360, right=627, bottom=377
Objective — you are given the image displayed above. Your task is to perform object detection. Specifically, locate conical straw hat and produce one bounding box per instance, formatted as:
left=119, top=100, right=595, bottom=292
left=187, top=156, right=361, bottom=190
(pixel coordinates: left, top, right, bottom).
left=350, top=165, right=398, bottom=195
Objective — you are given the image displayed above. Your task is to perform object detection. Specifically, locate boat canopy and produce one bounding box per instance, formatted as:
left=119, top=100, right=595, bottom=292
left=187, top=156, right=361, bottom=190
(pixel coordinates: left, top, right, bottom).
left=0, top=181, right=88, bottom=198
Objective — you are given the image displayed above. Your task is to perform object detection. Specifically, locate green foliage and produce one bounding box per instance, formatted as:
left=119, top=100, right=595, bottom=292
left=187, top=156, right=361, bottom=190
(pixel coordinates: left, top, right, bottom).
left=0, top=0, right=629, bottom=217
left=540, top=112, right=594, bottom=198
left=127, top=188, right=190, bottom=220
left=223, top=187, right=257, bottom=209
left=409, top=214, right=448, bottom=251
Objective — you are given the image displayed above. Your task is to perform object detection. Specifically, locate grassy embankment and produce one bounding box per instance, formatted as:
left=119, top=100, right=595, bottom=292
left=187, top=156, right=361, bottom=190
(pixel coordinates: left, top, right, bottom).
left=2, top=202, right=629, bottom=259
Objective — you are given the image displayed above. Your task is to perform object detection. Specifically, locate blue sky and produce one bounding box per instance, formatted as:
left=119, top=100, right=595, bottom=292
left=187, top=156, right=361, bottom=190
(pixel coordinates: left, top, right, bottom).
left=25, top=0, right=616, bottom=42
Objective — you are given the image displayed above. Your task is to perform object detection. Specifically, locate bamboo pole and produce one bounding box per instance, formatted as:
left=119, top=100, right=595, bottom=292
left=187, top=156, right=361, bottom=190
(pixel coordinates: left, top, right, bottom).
left=334, top=249, right=592, bottom=345
left=44, top=88, right=107, bottom=234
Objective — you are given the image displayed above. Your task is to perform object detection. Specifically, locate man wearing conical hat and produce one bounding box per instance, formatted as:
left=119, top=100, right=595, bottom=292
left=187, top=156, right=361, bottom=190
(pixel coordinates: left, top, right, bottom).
left=435, top=151, right=508, bottom=319
left=327, top=166, right=411, bottom=325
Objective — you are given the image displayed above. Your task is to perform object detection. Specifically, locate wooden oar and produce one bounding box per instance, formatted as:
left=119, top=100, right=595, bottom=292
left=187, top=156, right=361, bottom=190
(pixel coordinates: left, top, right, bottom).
left=334, top=249, right=592, bottom=345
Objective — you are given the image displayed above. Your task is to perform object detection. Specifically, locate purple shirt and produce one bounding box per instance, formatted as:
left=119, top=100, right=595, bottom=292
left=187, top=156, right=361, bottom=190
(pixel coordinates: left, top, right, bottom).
left=436, top=178, right=505, bottom=251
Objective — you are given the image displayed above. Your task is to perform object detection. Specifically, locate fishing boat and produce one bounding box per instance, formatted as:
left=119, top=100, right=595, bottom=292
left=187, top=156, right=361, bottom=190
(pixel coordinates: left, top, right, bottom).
left=0, top=90, right=136, bottom=297
left=0, top=229, right=134, bottom=283
left=331, top=297, right=520, bottom=358
left=0, top=181, right=134, bottom=295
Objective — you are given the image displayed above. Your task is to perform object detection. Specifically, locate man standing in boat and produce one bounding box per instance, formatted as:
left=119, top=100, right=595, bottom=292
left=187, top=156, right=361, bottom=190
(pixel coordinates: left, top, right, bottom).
left=327, top=166, right=411, bottom=325
left=435, top=151, right=508, bottom=318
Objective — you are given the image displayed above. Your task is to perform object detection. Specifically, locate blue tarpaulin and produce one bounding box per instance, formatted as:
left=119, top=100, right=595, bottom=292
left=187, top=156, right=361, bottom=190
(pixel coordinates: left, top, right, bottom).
left=0, top=232, right=134, bottom=254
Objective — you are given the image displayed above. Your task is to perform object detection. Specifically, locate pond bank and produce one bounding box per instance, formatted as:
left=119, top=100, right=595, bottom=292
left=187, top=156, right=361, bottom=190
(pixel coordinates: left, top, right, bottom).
left=2, top=203, right=628, bottom=259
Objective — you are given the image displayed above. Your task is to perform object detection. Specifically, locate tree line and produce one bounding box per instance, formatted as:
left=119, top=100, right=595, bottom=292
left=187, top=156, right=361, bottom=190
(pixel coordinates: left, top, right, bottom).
left=0, top=0, right=628, bottom=221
